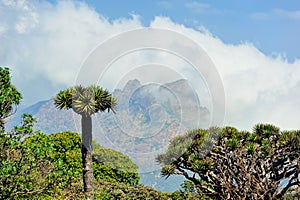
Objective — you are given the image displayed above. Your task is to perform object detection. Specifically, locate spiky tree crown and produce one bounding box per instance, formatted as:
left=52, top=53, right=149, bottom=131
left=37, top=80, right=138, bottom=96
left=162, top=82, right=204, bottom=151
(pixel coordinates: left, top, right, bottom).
left=54, top=85, right=117, bottom=116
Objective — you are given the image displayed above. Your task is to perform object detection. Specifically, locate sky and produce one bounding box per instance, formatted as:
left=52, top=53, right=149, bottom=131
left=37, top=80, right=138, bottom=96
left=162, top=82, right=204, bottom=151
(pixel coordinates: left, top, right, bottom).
left=0, top=0, right=300, bottom=131
left=85, top=0, right=300, bottom=60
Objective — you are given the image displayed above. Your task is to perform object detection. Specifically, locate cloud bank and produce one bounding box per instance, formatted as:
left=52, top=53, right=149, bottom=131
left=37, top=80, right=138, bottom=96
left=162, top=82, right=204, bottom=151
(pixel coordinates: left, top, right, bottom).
left=0, top=0, right=299, bottom=131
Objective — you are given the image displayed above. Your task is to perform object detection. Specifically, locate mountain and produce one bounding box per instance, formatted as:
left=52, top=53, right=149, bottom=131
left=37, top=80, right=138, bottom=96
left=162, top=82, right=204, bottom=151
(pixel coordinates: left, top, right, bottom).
left=6, top=79, right=210, bottom=192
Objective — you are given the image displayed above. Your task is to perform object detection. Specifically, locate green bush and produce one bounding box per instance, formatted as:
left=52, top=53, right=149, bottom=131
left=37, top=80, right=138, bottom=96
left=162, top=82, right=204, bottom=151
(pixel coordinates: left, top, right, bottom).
left=0, top=119, right=140, bottom=199
left=93, top=180, right=204, bottom=200
left=93, top=141, right=140, bottom=186
left=0, top=114, right=57, bottom=199
left=0, top=67, right=22, bottom=130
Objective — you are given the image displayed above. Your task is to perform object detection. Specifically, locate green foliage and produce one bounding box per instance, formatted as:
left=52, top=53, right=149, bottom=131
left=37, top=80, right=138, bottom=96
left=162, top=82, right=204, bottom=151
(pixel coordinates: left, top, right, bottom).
left=253, top=123, right=279, bottom=137
left=93, top=141, right=140, bottom=186
left=27, top=131, right=83, bottom=188
left=0, top=116, right=140, bottom=199
left=0, top=67, right=22, bottom=130
left=157, top=129, right=208, bottom=166
left=246, top=142, right=256, bottom=154
left=22, top=180, right=204, bottom=200
left=93, top=140, right=138, bottom=174
left=161, top=164, right=176, bottom=177
left=0, top=118, right=198, bottom=199
left=0, top=114, right=85, bottom=199
left=93, top=181, right=204, bottom=200
left=157, top=124, right=300, bottom=199
left=226, top=138, right=239, bottom=149
left=0, top=114, right=56, bottom=199
left=94, top=181, right=168, bottom=199
left=168, top=190, right=209, bottom=200
left=54, top=85, right=117, bottom=116
left=181, top=180, right=197, bottom=193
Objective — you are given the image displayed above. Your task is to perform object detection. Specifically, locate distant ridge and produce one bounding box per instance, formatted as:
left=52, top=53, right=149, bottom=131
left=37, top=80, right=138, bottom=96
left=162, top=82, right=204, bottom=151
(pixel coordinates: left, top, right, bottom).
left=6, top=79, right=210, bottom=192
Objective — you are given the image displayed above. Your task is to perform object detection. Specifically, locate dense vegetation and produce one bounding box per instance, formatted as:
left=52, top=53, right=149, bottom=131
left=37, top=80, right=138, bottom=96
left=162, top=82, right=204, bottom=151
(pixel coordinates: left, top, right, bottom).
left=0, top=67, right=22, bottom=130
left=92, top=141, right=139, bottom=186
left=1, top=67, right=299, bottom=199
left=157, top=125, right=300, bottom=199
left=0, top=116, right=140, bottom=199
left=0, top=121, right=201, bottom=199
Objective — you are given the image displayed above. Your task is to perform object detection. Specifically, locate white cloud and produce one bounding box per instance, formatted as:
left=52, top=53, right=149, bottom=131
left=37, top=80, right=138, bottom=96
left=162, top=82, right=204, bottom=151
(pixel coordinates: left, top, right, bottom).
left=150, top=17, right=300, bottom=130
left=0, top=0, right=299, bottom=131
left=0, top=0, right=142, bottom=104
left=0, top=23, right=7, bottom=35
left=1, top=0, right=39, bottom=34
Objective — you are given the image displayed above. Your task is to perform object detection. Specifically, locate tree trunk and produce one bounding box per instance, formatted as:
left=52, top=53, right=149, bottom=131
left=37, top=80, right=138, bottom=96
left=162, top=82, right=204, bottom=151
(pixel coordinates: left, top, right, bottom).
left=81, top=114, right=94, bottom=199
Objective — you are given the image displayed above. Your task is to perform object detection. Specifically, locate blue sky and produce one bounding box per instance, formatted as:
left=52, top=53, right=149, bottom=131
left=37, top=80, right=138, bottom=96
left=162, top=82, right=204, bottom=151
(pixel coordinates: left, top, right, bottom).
left=0, top=0, right=300, bottom=130
left=1, top=1, right=300, bottom=190
left=81, top=0, right=300, bottom=61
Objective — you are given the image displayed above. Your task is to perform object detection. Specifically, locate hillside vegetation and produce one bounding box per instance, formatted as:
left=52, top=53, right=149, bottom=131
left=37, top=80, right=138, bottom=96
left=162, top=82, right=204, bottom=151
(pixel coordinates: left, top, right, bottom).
left=0, top=120, right=202, bottom=199
left=1, top=67, right=299, bottom=199
left=0, top=114, right=140, bottom=199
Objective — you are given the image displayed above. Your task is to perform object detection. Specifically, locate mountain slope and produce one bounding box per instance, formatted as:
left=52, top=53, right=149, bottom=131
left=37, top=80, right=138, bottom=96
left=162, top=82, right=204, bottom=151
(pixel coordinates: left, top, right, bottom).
left=7, top=79, right=210, bottom=192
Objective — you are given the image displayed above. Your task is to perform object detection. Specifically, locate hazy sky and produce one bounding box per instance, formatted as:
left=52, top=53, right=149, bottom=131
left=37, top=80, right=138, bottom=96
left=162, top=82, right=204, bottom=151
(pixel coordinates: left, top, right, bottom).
left=0, top=0, right=299, bottom=130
